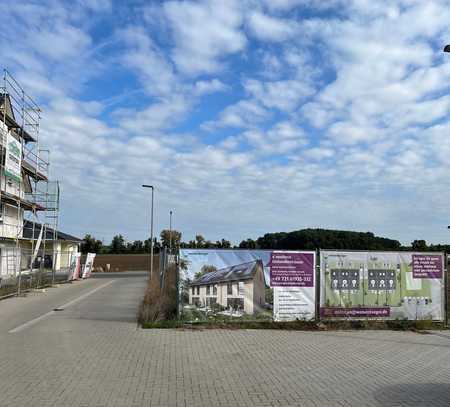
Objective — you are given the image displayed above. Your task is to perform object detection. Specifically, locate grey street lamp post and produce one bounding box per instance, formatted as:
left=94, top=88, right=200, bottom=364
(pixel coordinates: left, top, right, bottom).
left=444, top=47, right=450, bottom=227
left=142, top=185, right=154, bottom=280
left=169, top=210, right=173, bottom=254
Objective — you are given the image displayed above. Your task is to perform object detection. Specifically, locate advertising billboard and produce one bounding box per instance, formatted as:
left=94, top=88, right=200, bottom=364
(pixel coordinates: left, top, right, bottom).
left=82, top=253, right=96, bottom=279
left=68, top=252, right=81, bottom=281
left=5, top=132, right=22, bottom=183
left=320, top=250, right=445, bottom=321
left=179, top=249, right=316, bottom=322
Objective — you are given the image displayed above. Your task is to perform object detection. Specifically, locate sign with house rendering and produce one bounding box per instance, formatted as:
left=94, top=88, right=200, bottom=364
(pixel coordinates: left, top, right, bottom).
left=82, top=253, right=96, bottom=278
left=179, top=249, right=316, bottom=322
left=320, top=250, right=445, bottom=321
left=5, top=132, right=22, bottom=183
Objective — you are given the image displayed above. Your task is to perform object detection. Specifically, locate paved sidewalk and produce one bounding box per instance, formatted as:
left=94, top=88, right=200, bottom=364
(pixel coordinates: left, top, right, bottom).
left=1, top=273, right=449, bottom=406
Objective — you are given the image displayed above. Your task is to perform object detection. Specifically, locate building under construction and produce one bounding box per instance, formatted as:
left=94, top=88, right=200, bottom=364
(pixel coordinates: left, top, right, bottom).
left=0, top=70, right=80, bottom=291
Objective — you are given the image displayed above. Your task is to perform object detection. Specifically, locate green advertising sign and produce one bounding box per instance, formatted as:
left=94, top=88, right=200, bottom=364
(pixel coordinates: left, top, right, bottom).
left=5, top=132, right=22, bottom=183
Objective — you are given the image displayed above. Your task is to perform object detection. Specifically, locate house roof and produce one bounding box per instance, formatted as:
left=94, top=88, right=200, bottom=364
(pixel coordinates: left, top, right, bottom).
left=0, top=94, right=36, bottom=142
left=191, top=260, right=262, bottom=285
left=22, top=220, right=82, bottom=243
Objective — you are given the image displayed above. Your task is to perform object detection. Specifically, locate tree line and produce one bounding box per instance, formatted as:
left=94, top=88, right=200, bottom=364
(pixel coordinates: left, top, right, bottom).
left=81, top=228, right=450, bottom=254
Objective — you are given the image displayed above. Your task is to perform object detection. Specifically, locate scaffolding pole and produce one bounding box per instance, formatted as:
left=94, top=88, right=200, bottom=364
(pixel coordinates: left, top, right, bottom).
left=0, top=69, right=58, bottom=293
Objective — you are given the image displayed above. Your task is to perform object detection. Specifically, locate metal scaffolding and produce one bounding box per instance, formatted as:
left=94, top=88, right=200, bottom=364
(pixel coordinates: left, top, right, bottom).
left=0, top=69, right=60, bottom=290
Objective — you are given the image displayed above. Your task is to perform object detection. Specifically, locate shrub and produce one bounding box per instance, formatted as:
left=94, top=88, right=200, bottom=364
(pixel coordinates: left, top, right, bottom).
left=138, top=263, right=178, bottom=324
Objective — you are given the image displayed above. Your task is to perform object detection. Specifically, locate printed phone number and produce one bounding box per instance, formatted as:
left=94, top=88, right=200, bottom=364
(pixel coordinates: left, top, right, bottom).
left=272, top=276, right=312, bottom=282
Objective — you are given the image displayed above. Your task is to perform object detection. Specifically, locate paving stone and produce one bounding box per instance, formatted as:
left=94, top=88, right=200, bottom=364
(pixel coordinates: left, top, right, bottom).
left=1, top=274, right=449, bottom=406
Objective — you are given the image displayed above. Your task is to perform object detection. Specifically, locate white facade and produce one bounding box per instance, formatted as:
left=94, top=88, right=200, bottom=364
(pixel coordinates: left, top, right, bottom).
left=0, top=78, right=56, bottom=279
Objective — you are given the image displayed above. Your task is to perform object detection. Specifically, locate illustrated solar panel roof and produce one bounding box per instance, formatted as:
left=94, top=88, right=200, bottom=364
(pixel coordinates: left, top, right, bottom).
left=192, top=260, right=261, bottom=285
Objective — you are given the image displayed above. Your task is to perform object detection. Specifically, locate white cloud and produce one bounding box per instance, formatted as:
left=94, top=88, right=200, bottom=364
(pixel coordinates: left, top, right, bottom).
left=117, top=95, right=191, bottom=135
left=3, top=0, right=450, bottom=245
left=243, top=121, right=307, bottom=155
left=193, top=79, right=229, bottom=96
left=31, top=24, right=91, bottom=60
left=262, top=0, right=303, bottom=10
left=119, top=27, right=178, bottom=98
left=303, top=147, right=335, bottom=160
left=261, top=0, right=342, bottom=11
left=244, top=78, right=315, bottom=111
left=202, top=99, right=270, bottom=130
left=247, top=11, right=298, bottom=41
left=327, top=121, right=381, bottom=145
left=163, top=0, right=246, bottom=75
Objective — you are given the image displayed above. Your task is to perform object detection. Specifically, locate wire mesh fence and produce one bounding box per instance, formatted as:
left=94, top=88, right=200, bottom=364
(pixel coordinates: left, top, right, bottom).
left=0, top=248, right=80, bottom=299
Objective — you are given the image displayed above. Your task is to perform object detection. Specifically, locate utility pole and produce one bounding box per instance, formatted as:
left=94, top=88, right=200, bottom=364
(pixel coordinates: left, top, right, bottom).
left=445, top=45, right=449, bottom=327
left=142, top=185, right=154, bottom=280
left=169, top=210, right=173, bottom=254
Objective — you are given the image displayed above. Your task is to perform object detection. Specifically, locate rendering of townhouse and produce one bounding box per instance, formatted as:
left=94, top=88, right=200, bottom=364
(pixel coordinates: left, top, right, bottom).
left=188, top=259, right=266, bottom=315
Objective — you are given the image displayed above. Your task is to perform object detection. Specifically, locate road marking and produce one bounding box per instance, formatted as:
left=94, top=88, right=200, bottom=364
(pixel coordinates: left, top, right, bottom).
left=8, top=280, right=116, bottom=333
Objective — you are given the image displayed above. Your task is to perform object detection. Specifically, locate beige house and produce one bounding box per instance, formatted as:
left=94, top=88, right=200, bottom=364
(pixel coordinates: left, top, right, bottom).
left=189, top=260, right=266, bottom=315
left=20, top=220, right=81, bottom=271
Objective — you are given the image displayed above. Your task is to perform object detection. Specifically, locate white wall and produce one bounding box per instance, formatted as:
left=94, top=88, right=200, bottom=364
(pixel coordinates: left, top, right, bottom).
left=0, top=242, right=20, bottom=278
left=0, top=203, right=23, bottom=239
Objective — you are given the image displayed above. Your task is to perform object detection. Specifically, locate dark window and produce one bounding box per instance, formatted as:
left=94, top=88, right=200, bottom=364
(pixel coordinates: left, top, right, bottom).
left=192, top=286, right=195, bottom=295
left=206, top=297, right=216, bottom=307
left=206, top=285, right=210, bottom=295
left=227, top=283, right=232, bottom=295
left=330, top=269, right=360, bottom=290
left=196, top=286, right=200, bottom=295
left=213, top=285, right=217, bottom=295
left=227, top=298, right=244, bottom=310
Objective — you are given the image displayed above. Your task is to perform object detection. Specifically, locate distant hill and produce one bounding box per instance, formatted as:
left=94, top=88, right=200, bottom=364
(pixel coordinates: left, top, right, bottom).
left=240, top=229, right=402, bottom=251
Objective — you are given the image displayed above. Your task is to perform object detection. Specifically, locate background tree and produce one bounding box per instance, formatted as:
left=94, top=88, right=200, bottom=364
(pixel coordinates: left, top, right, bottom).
left=195, top=234, right=206, bottom=248
left=81, top=234, right=103, bottom=254
left=127, top=240, right=145, bottom=253
left=411, top=240, right=428, bottom=251
left=255, top=229, right=401, bottom=251
left=239, top=238, right=258, bottom=249
left=215, top=239, right=231, bottom=248
left=110, top=234, right=127, bottom=254
left=194, top=264, right=217, bottom=280
left=160, top=229, right=182, bottom=249
left=140, top=237, right=161, bottom=254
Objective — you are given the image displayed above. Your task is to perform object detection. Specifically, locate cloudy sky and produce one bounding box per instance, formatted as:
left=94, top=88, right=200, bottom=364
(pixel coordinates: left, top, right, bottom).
left=2, top=0, right=450, bottom=245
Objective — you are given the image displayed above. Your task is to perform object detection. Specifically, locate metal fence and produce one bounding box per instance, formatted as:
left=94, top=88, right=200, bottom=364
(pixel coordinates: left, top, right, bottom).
left=0, top=249, right=79, bottom=299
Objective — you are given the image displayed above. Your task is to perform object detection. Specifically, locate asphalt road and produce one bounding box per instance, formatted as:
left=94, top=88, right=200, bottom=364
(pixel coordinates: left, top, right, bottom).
left=1, top=271, right=450, bottom=407
left=0, top=272, right=148, bottom=334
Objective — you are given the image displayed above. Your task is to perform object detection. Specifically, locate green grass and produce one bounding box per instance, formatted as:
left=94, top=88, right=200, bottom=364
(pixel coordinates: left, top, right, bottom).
left=142, top=318, right=447, bottom=331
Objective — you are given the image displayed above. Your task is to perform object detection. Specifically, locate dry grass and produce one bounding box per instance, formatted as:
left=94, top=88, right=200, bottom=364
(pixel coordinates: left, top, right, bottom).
left=138, top=263, right=178, bottom=324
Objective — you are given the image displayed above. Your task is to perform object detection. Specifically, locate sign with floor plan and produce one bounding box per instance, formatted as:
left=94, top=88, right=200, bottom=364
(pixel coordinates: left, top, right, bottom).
left=320, top=250, right=445, bottom=321
left=179, top=249, right=316, bottom=322
left=5, top=132, right=22, bottom=183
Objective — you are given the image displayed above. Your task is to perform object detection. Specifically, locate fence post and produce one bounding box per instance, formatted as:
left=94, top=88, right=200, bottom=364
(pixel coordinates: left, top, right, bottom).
left=315, top=248, right=320, bottom=323
left=445, top=252, right=448, bottom=328
left=176, top=254, right=180, bottom=319
left=17, top=250, right=22, bottom=296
